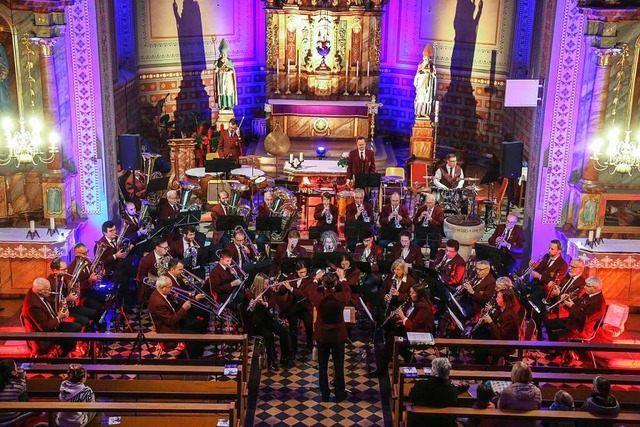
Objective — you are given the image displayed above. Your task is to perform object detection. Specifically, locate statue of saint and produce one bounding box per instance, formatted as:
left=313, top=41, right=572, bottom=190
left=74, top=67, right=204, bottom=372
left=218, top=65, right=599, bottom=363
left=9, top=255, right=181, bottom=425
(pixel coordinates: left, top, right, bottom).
left=0, top=43, right=11, bottom=114
left=413, top=44, right=437, bottom=118
left=214, top=38, right=237, bottom=110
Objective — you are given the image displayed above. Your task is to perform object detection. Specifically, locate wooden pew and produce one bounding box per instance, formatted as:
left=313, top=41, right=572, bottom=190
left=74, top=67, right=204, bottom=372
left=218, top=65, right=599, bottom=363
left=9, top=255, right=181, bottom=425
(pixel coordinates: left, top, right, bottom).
left=0, top=401, right=237, bottom=427
left=394, top=370, right=640, bottom=427
left=404, top=406, right=640, bottom=427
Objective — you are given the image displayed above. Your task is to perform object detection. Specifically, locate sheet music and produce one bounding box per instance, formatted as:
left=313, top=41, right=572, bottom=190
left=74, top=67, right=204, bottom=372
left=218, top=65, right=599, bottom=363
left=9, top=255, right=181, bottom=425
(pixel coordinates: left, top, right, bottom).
left=406, top=332, right=435, bottom=344
left=343, top=307, right=355, bottom=323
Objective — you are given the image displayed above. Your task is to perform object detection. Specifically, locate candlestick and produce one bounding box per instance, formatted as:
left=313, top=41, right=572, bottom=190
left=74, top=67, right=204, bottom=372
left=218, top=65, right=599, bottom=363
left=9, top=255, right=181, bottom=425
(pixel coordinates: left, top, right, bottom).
left=300, top=152, right=304, bottom=161
left=287, top=59, right=291, bottom=75
left=299, top=152, right=303, bottom=162
left=343, top=54, right=350, bottom=96
left=276, top=57, right=279, bottom=74
left=356, top=61, right=359, bottom=77
left=354, top=61, right=360, bottom=96
left=365, top=61, right=371, bottom=96
left=275, top=57, right=281, bottom=94
left=50, top=217, right=55, bottom=230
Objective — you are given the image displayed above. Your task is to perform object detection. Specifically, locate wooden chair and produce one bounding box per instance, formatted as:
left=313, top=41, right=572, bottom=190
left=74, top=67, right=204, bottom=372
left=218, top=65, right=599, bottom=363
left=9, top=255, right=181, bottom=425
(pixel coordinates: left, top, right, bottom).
left=206, top=152, right=220, bottom=160
left=567, top=310, right=606, bottom=368
left=385, top=166, right=406, bottom=182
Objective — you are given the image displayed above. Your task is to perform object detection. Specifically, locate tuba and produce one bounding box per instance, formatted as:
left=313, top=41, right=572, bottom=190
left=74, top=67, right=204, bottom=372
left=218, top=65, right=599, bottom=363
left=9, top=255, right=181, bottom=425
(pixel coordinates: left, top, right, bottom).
left=178, top=180, right=202, bottom=211
left=227, top=182, right=252, bottom=219
left=269, top=186, right=298, bottom=242
left=141, top=152, right=163, bottom=205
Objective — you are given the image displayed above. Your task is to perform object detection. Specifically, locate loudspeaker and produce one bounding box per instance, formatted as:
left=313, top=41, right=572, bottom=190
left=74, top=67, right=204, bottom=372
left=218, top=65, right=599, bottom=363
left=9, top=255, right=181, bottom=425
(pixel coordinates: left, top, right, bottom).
left=501, top=141, right=523, bottom=179
left=118, top=134, right=141, bottom=170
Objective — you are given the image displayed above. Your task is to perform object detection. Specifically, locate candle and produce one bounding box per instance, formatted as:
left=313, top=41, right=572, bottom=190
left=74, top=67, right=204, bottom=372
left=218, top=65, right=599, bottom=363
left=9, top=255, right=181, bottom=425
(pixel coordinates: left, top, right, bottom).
left=276, top=57, right=279, bottom=74
left=290, top=153, right=294, bottom=164
left=297, top=50, right=300, bottom=76
left=434, top=100, right=440, bottom=122
left=299, top=152, right=303, bottom=162
left=356, top=60, right=359, bottom=77
left=588, top=230, right=594, bottom=243
left=367, top=61, right=370, bottom=78
left=49, top=217, right=55, bottom=230
left=596, top=227, right=601, bottom=239
left=29, top=220, right=35, bottom=233
left=287, top=59, right=291, bottom=75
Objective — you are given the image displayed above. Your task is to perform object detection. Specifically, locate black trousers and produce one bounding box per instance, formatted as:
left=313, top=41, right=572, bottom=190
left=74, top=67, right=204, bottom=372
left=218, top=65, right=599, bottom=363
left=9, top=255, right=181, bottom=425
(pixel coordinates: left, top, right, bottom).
left=286, top=305, right=313, bottom=354
left=254, top=316, right=290, bottom=364
left=317, top=341, right=346, bottom=398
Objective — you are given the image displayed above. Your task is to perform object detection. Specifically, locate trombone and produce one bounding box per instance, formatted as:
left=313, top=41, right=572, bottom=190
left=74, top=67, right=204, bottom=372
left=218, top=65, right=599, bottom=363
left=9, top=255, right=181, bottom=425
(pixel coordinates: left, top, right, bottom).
left=217, top=257, right=248, bottom=317
left=142, top=277, right=217, bottom=316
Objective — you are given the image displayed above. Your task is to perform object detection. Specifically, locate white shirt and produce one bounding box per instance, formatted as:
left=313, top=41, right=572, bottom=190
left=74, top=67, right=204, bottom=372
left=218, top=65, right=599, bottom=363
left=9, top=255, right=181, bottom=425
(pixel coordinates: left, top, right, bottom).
left=433, top=166, right=465, bottom=189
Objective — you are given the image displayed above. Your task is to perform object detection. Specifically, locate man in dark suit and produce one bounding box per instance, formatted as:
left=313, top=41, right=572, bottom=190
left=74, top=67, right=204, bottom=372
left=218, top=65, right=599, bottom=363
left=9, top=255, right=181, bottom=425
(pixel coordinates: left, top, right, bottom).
left=389, top=230, right=423, bottom=269
left=379, top=192, right=411, bottom=248
left=346, top=136, right=376, bottom=186
left=136, top=237, right=170, bottom=304
left=543, top=276, right=606, bottom=341
left=309, top=272, right=351, bottom=402
left=21, top=277, right=82, bottom=356
left=487, top=213, right=526, bottom=273
left=217, top=118, right=243, bottom=162
left=412, top=193, right=444, bottom=259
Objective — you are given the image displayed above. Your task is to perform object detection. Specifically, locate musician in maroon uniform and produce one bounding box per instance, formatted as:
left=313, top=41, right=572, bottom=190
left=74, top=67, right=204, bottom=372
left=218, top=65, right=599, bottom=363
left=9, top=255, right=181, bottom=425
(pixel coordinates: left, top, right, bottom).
left=169, top=225, right=204, bottom=276
left=354, top=230, right=384, bottom=296
left=217, top=118, right=243, bottom=162
left=209, top=249, right=243, bottom=306
left=48, top=258, right=98, bottom=328
left=68, top=243, right=105, bottom=311
left=463, top=260, right=496, bottom=319
left=336, top=254, right=362, bottom=309
left=432, top=239, right=466, bottom=288
left=488, top=213, right=526, bottom=273
left=136, top=238, right=170, bottom=304
left=345, top=188, right=374, bottom=251
left=520, top=239, right=568, bottom=307
left=164, top=258, right=209, bottom=337
left=225, top=228, right=258, bottom=270
left=313, top=192, right=338, bottom=229
left=433, top=153, right=464, bottom=190
left=389, top=230, right=423, bottom=269
left=379, top=192, right=411, bottom=248
left=346, top=136, right=376, bottom=186
left=472, top=288, right=520, bottom=364
left=372, top=282, right=434, bottom=378
left=315, top=230, right=345, bottom=253
left=157, top=190, right=181, bottom=224
left=381, top=259, right=415, bottom=315
left=412, top=193, right=444, bottom=259
left=254, top=190, right=274, bottom=254
left=122, top=202, right=148, bottom=244
left=210, top=190, right=232, bottom=246
left=277, top=261, right=320, bottom=360
left=95, top=221, right=128, bottom=277
left=270, top=230, right=308, bottom=277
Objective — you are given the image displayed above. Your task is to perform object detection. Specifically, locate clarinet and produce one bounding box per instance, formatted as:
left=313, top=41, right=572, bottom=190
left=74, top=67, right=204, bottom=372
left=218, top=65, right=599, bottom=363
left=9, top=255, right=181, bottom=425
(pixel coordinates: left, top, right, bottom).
left=380, top=299, right=411, bottom=329
left=383, top=277, right=398, bottom=319
left=470, top=294, right=498, bottom=335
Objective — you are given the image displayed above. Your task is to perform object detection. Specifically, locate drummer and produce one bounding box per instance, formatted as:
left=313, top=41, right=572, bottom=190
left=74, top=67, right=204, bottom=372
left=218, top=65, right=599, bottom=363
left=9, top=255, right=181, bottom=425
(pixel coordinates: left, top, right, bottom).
left=313, top=192, right=338, bottom=230
left=433, top=153, right=465, bottom=190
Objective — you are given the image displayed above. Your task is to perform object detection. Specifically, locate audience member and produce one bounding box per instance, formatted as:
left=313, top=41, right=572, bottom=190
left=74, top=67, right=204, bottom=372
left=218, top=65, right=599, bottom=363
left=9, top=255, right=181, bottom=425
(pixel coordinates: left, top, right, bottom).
left=409, top=357, right=459, bottom=427
left=0, top=359, right=28, bottom=425
left=56, top=364, right=96, bottom=427
left=542, top=390, right=575, bottom=427
left=579, top=376, right=619, bottom=427
left=465, top=383, right=496, bottom=427
left=496, top=361, right=541, bottom=427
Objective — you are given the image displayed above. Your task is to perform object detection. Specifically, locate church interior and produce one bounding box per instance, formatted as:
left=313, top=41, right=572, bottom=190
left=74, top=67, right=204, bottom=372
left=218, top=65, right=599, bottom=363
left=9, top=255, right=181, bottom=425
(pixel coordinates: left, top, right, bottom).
left=1, top=0, right=640, bottom=426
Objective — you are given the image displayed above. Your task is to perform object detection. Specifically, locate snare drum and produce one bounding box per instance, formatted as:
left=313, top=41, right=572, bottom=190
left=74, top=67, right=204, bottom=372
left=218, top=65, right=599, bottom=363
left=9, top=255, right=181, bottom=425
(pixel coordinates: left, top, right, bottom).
left=337, top=190, right=355, bottom=217
left=230, top=166, right=265, bottom=187
left=253, top=176, right=268, bottom=191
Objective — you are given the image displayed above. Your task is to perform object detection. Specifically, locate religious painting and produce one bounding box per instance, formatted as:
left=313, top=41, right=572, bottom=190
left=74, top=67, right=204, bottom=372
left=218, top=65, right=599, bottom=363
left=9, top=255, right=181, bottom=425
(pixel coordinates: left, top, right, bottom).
left=0, top=14, right=20, bottom=117
left=601, top=194, right=640, bottom=235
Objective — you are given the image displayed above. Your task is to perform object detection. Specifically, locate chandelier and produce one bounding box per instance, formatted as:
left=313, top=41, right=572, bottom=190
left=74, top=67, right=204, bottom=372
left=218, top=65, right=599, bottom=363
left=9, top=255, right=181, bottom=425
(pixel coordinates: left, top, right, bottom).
left=588, top=43, right=640, bottom=175
left=0, top=117, right=60, bottom=167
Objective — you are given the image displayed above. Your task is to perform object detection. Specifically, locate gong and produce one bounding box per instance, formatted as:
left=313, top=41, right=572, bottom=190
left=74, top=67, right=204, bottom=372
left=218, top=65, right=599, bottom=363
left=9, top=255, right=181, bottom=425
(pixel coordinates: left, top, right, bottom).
left=264, top=130, right=291, bottom=156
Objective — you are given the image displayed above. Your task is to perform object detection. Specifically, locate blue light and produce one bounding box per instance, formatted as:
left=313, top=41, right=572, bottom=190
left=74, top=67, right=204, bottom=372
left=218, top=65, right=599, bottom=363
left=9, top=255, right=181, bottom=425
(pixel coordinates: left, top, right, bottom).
left=315, top=145, right=326, bottom=160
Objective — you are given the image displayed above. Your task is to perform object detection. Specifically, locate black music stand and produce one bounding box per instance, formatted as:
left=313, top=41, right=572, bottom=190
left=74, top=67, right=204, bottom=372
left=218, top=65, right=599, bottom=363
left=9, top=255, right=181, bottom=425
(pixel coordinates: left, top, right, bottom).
left=146, top=176, right=170, bottom=194
left=380, top=226, right=402, bottom=243
left=275, top=179, right=299, bottom=192
left=256, top=216, right=282, bottom=253
left=474, top=243, right=512, bottom=277
left=376, top=260, right=393, bottom=276
left=354, top=173, right=381, bottom=190
left=312, top=252, right=343, bottom=270
left=281, top=257, right=312, bottom=276
left=205, top=159, right=238, bottom=179
left=216, top=214, right=246, bottom=232
left=309, top=224, right=338, bottom=240
left=172, top=209, right=202, bottom=235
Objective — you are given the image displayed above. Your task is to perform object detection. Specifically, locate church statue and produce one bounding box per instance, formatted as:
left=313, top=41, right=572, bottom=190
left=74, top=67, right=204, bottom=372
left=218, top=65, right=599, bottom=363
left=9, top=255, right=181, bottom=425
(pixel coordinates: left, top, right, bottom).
left=0, top=43, right=11, bottom=114
left=214, top=38, right=238, bottom=110
left=413, top=44, right=437, bottom=118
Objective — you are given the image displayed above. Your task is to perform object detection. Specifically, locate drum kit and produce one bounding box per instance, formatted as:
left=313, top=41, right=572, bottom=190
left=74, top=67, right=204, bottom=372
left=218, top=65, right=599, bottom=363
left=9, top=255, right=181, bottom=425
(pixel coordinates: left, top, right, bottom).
left=413, top=176, right=482, bottom=215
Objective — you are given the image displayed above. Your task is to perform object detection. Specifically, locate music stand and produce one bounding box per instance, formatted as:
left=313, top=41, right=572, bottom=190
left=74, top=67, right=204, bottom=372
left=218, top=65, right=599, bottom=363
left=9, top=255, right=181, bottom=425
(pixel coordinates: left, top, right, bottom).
left=216, top=215, right=246, bottom=233
left=474, top=243, right=512, bottom=277
left=344, top=221, right=372, bottom=243
left=312, top=252, right=342, bottom=269
left=309, top=224, right=338, bottom=240
left=354, top=173, right=381, bottom=190
left=281, top=257, right=312, bottom=276
left=172, top=209, right=202, bottom=234
left=380, top=226, right=402, bottom=243
left=354, top=261, right=372, bottom=275
left=377, top=260, right=393, bottom=276
left=275, top=179, right=299, bottom=192
left=146, top=176, right=170, bottom=194
left=256, top=216, right=282, bottom=254
left=205, top=159, right=238, bottom=178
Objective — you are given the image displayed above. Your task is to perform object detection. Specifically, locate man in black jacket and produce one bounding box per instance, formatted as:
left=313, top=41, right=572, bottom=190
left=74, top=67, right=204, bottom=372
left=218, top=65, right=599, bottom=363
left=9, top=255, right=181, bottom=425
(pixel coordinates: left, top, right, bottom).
left=409, top=357, right=460, bottom=427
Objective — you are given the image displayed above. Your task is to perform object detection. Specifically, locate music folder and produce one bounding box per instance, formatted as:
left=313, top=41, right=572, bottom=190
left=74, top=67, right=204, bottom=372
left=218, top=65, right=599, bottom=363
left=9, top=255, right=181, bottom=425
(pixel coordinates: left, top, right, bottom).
left=281, top=257, right=312, bottom=275
left=354, top=173, right=381, bottom=189
left=256, top=216, right=282, bottom=233
left=205, top=158, right=237, bottom=174
left=312, top=252, right=343, bottom=269
left=216, top=215, right=246, bottom=231
left=146, top=176, right=170, bottom=193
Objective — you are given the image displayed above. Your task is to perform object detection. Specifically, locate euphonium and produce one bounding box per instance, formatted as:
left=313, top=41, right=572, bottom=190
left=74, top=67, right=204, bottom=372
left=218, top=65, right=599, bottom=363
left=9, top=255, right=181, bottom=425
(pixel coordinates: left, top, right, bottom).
left=270, top=186, right=298, bottom=242
left=227, top=182, right=251, bottom=218
left=68, top=257, right=89, bottom=304
left=178, top=179, right=202, bottom=211
left=141, top=152, right=162, bottom=185
left=115, top=223, right=130, bottom=251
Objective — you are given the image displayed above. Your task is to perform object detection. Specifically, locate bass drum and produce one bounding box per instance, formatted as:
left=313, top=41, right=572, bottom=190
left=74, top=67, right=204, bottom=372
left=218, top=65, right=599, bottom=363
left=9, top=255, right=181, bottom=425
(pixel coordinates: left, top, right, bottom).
left=337, top=190, right=355, bottom=217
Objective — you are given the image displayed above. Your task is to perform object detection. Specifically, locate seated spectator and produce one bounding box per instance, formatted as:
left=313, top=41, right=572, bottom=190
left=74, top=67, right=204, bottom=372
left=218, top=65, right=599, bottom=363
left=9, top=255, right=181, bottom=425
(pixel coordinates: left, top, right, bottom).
left=409, top=357, right=459, bottom=427
left=465, top=383, right=496, bottom=427
left=579, top=376, right=619, bottom=427
left=57, top=364, right=96, bottom=427
left=542, top=390, right=575, bottom=427
left=496, top=361, right=541, bottom=427
left=0, top=359, right=28, bottom=425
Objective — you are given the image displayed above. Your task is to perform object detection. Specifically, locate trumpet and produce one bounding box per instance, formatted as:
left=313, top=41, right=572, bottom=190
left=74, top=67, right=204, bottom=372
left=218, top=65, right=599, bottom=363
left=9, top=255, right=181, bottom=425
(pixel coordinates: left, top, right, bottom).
left=495, top=226, right=509, bottom=248
left=421, top=208, right=432, bottom=227
left=545, top=287, right=580, bottom=311
left=324, top=203, right=333, bottom=224
left=393, top=207, right=401, bottom=228
left=359, top=204, right=371, bottom=223
left=452, top=274, right=479, bottom=300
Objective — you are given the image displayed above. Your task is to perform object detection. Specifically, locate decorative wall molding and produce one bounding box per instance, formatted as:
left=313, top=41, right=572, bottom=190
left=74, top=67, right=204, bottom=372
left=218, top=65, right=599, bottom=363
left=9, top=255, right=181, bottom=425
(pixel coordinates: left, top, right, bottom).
left=114, top=0, right=136, bottom=70
left=542, top=0, right=585, bottom=224
left=511, top=0, right=536, bottom=78
left=67, top=1, right=100, bottom=214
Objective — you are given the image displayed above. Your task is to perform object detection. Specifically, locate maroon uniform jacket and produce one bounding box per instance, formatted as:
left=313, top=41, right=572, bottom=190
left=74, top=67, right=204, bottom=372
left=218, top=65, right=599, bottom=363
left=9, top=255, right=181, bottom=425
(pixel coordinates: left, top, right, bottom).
left=208, top=263, right=239, bottom=304
left=68, top=256, right=94, bottom=292
left=389, top=243, right=423, bottom=267
left=382, top=274, right=415, bottom=305
left=169, top=237, right=204, bottom=260
left=437, top=165, right=463, bottom=189
left=95, top=236, right=119, bottom=275
left=338, top=267, right=362, bottom=308
left=313, top=203, right=339, bottom=227
left=379, top=204, right=411, bottom=228
left=433, top=252, right=466, bottom=287
left=487, top=306, right=520, bottom=340
left=257, top=202, right=272, bottom=218
left=276, top=274, right=314, bottom=315
left=471, top=275, right=497, bottom=316
left=158, top=200, right=180, bottom=223
left=148, top=290, right=187, bottom=334
left=402, top=300, right=434, bottom=333
left=345, top=202, right=375, bottom=224
left=136, top=251, right=163, bottom=303
left=217, top=128, right=243, bottom=161
left=412, top=205, right=445, bottom=229
left=564, top=291, right=606, bottom=338
left=21, top=289, right=61, bottom=353
left=346, top=148, right=376, bottom=181
left=309, top=284, right=351, bottom=344
left=209, top=203, right=229, bottom=244
left=488, top=224, right=526, bottom=258
left=224, top=242, right=258, bottom=268
left=270, top=243, right=309, bottom=276
left=122, top=214, right=142, bottom=243
left=533, top=254, right=568, bottom=287
left=354, top=244, right=384, bottom=263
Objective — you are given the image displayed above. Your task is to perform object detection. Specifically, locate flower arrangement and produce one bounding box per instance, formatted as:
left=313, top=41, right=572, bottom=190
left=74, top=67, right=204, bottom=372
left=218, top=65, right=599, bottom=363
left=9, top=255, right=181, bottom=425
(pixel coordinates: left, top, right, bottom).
left=337, top=152, right=349, bottom=168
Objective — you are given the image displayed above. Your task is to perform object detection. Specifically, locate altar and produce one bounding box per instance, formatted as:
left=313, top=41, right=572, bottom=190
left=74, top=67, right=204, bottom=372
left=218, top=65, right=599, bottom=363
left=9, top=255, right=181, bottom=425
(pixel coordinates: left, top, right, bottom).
left=567, top=238, right=640, bottom=308
left=0, top=227, right=77, bottom=297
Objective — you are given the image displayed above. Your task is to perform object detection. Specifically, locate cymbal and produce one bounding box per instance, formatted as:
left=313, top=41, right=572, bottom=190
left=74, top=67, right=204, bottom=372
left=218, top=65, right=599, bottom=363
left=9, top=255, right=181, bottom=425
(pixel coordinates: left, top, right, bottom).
left=264, top=130, right=291, bottom=156
left=465, top=184, right=481, bottom=192
left=463, top=177, right=480, bottom=182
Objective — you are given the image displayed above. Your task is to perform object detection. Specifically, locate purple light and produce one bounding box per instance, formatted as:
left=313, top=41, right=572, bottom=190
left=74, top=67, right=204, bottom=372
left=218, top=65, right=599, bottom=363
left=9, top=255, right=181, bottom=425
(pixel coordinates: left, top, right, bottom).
left=316, top=146, right=326, bottom=154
